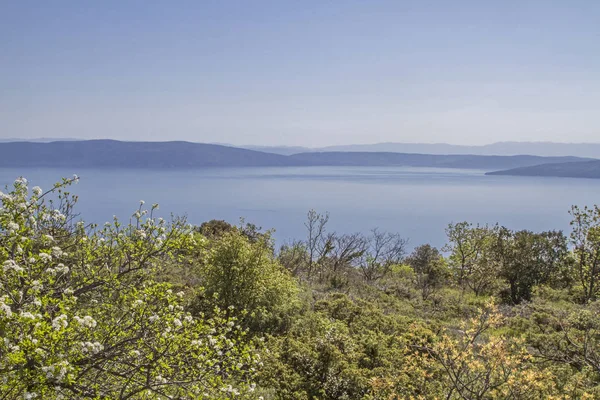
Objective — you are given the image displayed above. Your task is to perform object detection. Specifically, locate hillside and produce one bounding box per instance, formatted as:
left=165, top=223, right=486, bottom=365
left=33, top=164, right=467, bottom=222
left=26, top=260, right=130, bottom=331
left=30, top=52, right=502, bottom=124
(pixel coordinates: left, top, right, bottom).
left=0, top=140, right=304, bottom=168
left=0, top=140, right=594, bottom=171
left=486, top=160, right=600, bottom=179
left=243, top=141, right=600, bottom=158
left=289, top=152, right=591, bottom=170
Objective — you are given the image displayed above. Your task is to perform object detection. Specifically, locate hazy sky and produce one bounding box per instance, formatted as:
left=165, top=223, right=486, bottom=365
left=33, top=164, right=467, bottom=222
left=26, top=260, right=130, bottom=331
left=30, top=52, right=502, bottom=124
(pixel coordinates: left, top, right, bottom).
left=1, top=1, right=599, bottom=146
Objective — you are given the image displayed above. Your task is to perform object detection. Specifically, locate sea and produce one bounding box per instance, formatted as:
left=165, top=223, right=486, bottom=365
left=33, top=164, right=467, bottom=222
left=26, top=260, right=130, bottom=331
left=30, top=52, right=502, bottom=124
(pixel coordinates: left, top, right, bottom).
left=1, top=166, right=598, bottom=249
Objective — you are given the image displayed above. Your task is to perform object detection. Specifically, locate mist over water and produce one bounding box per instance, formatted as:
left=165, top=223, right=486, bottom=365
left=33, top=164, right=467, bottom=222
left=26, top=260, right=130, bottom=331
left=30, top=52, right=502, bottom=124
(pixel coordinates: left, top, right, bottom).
left=2, top=167, right=598, bottom=248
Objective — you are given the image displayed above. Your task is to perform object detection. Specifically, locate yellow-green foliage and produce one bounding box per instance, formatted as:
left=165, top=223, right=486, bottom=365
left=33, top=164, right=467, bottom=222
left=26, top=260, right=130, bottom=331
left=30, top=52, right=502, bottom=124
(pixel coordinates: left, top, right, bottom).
left=4, top=175, right=600, bottom=399
left=0, top=177, right=258, bottom=399
left=192, top=229, right=301, bottom=335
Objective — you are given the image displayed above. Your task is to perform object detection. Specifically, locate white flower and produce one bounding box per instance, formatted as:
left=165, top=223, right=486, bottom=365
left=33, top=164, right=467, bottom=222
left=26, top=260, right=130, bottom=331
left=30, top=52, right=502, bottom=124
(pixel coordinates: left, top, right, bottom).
left=80, top=341, right=104, bottom=354
left=7, top=222, right=19, bottom=233
left=0, top=297, right=13, bottom=318
left=52, top=314, right=68, bottom=330
left=73, top=315, right=97, bottom=328
left=32, top=186, right=42, bottom=196
left=173, top=318, right=182, bottom=328
left=55, top=263, right=69, bottom=274
left=20, top=311, right=36, bottom=320
left=139, top=200, right=145, bottom=205
left=3, top=260, right=23, bottom=273
left=39, top=252, right=52, bottom=263
left=51, top=247, right=64, bottom=258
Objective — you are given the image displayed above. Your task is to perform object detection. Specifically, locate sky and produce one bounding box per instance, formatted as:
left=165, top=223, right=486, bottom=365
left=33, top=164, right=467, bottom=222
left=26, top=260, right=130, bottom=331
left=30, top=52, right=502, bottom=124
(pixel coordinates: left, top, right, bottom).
left=1, top=0, right=599, bottom=146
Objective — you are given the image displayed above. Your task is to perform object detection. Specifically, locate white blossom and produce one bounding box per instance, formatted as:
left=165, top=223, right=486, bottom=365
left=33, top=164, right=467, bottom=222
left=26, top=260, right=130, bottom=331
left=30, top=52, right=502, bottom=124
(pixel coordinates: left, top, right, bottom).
left=3, top=260, right=23, bottom=273
left=80, top=341, right=104, bottom=354
left=73, top=315, right=97, bottom=328
left=0, top=297, right=13, bottom=317
left=20, top=312, right=36, bottom=320
left=52, top=314, right=68, bottom=330
left=38, top=252, right=52, bottom=263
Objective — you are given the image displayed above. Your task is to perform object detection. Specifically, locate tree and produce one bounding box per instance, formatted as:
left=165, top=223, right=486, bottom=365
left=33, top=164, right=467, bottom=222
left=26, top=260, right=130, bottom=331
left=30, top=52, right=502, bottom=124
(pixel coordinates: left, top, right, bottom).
left=570, top=205, right=600, bottom=303
left=0, top=177, right=257, bottom=399
left=192, top=229, right=300, bottom=334
left=304, top=210, right=333, bottom=279
left=492, top=228, right=567, bottom=304
left=196, top=219, right=236, bottom=239
left=406, top=245, right=448, bottom=300
left=360, top=229, right=407, bottom=282
left=445, top=222, right=500, bottom=295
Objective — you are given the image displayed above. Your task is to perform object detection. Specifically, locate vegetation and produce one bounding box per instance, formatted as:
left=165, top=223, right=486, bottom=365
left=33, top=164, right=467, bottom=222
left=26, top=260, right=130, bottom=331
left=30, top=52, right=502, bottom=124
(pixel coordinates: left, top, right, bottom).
left=2, top=175, right=600, bottom=398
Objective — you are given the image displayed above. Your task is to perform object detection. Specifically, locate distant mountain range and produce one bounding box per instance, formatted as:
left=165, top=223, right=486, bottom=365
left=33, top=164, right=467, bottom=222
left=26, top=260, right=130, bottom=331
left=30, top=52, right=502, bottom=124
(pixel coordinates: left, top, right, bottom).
left=0, top=137, right=79, bottom=143
left=0, top=140, right=303, bottom=168
left=288, top=152, right=590, bottom=171
left=487, top=160, right=600, bottom=179
left=0, top=140, right=596, bottom=177
left=244, top=141, right=600, bottom=159
left=4, top=138, right=600, bottom=158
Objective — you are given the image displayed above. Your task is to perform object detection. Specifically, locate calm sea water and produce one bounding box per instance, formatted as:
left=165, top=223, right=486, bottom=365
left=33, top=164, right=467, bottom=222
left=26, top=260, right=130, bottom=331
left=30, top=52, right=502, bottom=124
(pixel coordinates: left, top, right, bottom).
left=1, top=167, right=599, bottom=248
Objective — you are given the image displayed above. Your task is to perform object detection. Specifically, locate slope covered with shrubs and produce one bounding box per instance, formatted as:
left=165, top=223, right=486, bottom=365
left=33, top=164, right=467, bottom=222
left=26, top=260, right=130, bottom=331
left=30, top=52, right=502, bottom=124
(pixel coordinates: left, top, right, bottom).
left=2, top=176, right=600, bottom=399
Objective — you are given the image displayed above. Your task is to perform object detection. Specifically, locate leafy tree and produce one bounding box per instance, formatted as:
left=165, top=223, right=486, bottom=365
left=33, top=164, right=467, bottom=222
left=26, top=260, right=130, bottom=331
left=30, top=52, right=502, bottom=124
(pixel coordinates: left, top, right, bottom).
left=570, top=205, right=600, bottom=303
left=406, top=245, right=449, bottom=300
left=492, top=228, right=567, bottom=304
left=196, top=219, right=237, bottom=239
left=0, top=177, right=258, bottom=399
left=445, top=222, right=500, bottom=296
left=192, top=229, right=300, bottom=334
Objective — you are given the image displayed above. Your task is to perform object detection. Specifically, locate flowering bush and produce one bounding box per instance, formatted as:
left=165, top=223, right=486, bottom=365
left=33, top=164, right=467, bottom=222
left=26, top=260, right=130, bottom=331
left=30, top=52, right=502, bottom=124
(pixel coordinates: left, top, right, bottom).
left=0, top=177, right=259, bottom=399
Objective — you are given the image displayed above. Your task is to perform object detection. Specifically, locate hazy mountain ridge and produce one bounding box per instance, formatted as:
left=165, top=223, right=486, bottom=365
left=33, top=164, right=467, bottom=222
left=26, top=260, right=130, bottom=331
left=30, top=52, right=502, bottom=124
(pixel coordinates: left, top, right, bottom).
left=0, top=140, right=595, bottom=172
left=289, top=152, right=591, bottom=170
left=487, top=160, right=600, bottom=179
left=5, top=139, right=600, bottom=158
left=0, top=140, right=304, bottom=168
left=243, top=141, right=600, bottom=158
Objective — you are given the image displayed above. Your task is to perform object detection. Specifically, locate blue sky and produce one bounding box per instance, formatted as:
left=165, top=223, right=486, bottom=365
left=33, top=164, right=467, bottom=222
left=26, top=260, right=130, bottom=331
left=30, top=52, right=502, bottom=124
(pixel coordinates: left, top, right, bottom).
left=1, top=0, right=599, bottom=146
